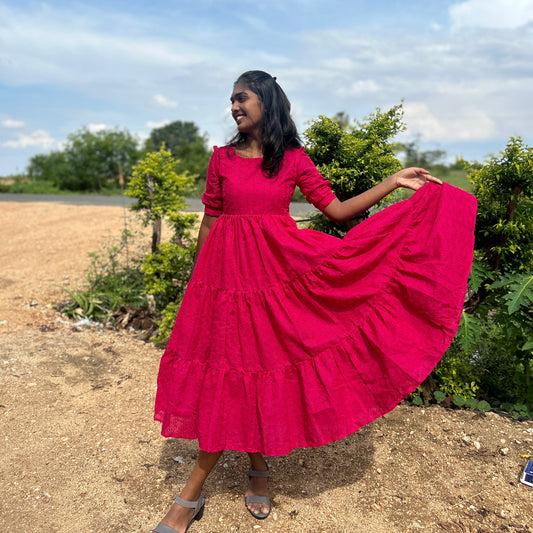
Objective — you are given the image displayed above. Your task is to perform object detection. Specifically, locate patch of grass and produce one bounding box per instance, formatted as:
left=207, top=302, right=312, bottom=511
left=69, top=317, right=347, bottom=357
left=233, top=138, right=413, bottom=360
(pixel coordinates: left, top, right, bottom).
left=440, top=168, right=471, bottom=191
left=1, top=178, right=63, bottom=194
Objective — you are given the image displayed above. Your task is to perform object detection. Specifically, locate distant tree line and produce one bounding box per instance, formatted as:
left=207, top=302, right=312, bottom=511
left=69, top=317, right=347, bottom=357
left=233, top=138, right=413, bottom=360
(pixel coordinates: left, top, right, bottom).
left=23, top=121, right=211, bottom=193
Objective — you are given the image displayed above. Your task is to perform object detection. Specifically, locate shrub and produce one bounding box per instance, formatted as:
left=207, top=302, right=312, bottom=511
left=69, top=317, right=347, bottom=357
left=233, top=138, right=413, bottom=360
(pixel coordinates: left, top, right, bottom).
left=304, top=106, right=404, bottom=237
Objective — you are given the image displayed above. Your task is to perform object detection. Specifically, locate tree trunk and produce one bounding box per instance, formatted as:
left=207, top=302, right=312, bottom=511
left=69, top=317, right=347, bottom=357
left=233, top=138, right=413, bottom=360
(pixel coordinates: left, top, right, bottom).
left=525, top=358, right=532, bottom=411
left=152, top=216, right=161, bottom=253
left=146, top=174, right=161, bottom=253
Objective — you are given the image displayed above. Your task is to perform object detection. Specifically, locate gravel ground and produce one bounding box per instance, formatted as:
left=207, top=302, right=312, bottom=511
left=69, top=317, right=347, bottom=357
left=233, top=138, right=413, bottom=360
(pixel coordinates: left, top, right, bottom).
left=1, top=200, right=532, bottom=533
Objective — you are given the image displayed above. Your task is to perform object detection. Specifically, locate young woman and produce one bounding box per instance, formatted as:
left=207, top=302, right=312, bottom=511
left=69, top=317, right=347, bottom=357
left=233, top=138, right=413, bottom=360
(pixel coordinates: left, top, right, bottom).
left=152, top=70, right=476, bottom=533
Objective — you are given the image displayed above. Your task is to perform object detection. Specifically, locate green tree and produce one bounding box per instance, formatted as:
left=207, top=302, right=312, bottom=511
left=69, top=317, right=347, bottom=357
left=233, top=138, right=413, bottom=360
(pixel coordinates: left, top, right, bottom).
left=397, top=138, right=446, bottom=168
left=304, top=105, right=404, bottom=236
left=454, top=137, right=533, bottom=410
left=126, top=146, right=197, bottom=252
left=27, top=151, right=69, bottom=187
left=126, top=146, right=198, bottom=344
left=61, top=127, right=140, bottom=191
left=146, top=120, right=210, bottom=180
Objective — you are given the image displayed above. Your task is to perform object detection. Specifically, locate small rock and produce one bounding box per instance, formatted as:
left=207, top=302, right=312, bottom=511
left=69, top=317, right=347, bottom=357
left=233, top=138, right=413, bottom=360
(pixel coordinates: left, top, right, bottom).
left=173, top=456, right=184, bottom=464
left=462, top=436, right=472, bottom=445
left=500, top=448, right=509, bottom=456
left=473, top=441, right=481, bottom=450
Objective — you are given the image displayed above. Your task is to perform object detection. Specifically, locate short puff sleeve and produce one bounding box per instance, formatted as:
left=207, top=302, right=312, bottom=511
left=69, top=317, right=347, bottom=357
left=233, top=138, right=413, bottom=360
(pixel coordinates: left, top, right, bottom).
left=201, top=147, right=223, bottom=216
left=295, top=148, right=336, bottom=212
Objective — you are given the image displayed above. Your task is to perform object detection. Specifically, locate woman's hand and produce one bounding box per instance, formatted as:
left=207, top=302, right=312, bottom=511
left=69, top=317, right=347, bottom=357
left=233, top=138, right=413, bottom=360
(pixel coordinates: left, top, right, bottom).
left=324, top=167, right=443, bottom=223
left=388, top=167, right=443, bottom=191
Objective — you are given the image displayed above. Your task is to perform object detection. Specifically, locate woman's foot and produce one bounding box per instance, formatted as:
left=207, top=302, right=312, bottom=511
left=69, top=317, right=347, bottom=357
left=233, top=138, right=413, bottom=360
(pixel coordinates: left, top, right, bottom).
left=153, top=496, right=205, bottom=533
left=244, top=461, right=271, bottom=519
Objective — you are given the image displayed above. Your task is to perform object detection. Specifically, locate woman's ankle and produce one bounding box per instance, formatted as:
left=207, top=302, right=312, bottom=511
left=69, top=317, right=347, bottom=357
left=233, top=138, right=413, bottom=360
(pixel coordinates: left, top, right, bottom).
left=248, top=452, right=268, bottom=471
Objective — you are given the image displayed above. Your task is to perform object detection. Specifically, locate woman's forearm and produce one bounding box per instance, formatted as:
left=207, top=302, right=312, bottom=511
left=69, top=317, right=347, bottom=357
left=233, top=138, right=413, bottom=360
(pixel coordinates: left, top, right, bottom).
left=323, top=167, right=441, bottom=223
left=323, top=176, right=397, bottom=223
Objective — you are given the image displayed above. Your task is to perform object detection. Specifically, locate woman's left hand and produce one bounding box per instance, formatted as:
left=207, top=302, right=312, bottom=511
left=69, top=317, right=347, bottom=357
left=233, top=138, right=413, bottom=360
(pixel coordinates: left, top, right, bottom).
left=389, top=167, right=443, bottom=191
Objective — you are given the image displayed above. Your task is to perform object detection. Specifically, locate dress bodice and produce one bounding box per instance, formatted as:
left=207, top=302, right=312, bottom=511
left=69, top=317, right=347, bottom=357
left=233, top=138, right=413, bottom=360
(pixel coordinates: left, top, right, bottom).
left=201, top=146, right=336, bottom=216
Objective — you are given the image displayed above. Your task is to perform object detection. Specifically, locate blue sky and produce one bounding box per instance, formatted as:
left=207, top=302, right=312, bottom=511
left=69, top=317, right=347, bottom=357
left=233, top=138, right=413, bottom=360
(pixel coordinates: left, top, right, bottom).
left=1, top=0, right=533, bottom=176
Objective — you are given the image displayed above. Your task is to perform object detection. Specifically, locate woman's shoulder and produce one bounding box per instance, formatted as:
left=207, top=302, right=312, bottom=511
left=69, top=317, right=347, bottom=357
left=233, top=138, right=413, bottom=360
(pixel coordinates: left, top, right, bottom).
left=211, top=145, right=239, bottom=159
left=283, top=146, right=306, bottom=161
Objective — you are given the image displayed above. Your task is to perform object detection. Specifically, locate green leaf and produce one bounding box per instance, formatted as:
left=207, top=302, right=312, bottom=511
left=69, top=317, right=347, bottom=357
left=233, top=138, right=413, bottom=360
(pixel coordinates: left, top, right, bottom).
left=521, top=339, right=533, bottom=351
left=412, top=395, right=423, bottom=406
left=465, top=398, right=479, bottom=410
left=434, top=391, right=446, bottom=403
left=492, top=273, right=533, bottom=314
left=513, top=403, right=528, bottom=413
left=477, top=400, right=491, bottom=412
left=453, top=394, right=466, bottom=407
left=468, top=257, right=493, bottom=292
left=456, top=311, right=483, bottom=354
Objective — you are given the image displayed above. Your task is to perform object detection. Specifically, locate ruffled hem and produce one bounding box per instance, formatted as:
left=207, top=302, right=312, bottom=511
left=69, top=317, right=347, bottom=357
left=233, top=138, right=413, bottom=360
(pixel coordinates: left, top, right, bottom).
left=154, top=183, right=476, bottom=456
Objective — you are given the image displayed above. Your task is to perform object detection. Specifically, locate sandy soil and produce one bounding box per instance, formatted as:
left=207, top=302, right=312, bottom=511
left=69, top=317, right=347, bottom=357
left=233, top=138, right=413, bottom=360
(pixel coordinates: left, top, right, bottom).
left=1, top=200, right=532, bottom=533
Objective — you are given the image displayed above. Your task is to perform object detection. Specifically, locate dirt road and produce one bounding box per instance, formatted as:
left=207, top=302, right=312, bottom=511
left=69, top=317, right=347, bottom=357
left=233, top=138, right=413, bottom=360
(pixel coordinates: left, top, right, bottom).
left=1, top=200, right=532, bottom=532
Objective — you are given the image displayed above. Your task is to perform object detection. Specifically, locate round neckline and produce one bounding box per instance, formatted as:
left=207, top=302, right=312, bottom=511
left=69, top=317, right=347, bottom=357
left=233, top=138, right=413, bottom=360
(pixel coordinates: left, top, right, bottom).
left=231, top=146, right=263, bottom=160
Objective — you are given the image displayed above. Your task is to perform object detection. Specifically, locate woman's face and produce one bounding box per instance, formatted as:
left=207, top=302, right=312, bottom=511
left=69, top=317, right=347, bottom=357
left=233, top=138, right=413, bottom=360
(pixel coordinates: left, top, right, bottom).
left=230, top=82, right=264, bottom=135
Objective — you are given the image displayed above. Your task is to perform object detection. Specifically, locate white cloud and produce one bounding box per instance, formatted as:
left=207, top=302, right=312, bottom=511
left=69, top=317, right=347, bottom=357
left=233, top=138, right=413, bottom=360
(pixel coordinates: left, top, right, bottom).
left=153, top=94, right=177, bottom=109
left=146, top=119, right=170, bottom=129
left=2, top=119, right=25, bottom=128
left=136, top=130, right=150, bottom=145
left=337, top=80, right=381, bottom=98
left=403, top=102, right=497, bottom=141
left=0, top=3, right=219, bottom=88
left=450, top=0, right=533, bottom=29
left=87, top=123, right=108, bottom=133
left=2, top=130, right=58, bottom=149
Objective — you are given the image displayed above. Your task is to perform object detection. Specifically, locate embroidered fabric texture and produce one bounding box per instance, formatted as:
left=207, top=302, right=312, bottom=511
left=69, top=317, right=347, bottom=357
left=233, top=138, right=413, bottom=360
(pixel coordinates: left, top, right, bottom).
left=154, top=146, right=477, bottom=456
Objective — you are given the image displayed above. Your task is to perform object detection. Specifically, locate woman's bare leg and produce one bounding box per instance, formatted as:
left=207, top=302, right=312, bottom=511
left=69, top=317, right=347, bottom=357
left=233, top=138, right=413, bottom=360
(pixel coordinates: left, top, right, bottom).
left=245, top=452, right=270, bottom=517
left=157, top=450, right=223, bottom=531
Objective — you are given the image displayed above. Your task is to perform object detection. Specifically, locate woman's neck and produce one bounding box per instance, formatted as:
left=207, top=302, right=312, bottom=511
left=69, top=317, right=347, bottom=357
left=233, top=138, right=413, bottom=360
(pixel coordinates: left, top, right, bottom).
left=236, top=137, right=263, bottom=158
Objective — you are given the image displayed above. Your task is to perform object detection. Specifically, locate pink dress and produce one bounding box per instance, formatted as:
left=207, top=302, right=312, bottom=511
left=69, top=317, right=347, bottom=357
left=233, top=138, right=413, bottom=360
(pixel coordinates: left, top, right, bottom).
left=154, top=146, right=476, bottom=456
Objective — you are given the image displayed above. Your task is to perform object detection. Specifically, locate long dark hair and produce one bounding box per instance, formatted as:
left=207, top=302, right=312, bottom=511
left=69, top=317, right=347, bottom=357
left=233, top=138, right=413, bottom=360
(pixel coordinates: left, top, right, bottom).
left=229, top=70, right=302, bottom=176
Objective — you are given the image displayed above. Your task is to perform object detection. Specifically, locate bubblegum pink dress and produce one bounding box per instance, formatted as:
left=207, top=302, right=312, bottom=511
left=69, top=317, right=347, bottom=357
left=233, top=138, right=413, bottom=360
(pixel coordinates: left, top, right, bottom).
left=154, top=146, right=476, bottom=456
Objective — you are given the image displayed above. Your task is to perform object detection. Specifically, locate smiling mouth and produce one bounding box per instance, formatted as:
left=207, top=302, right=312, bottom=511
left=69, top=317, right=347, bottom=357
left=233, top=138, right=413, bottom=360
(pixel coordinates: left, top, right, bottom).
left=234, top=114, right=246, bottom=124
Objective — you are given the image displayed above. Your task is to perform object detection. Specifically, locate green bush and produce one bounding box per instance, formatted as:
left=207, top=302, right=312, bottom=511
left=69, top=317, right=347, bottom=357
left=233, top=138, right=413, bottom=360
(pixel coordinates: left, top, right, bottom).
left=57, top=229, right=147, bottom=320
left=453, top=138, right=533, bottom=412
left=432, top=340, right=480, bottom=399
left=304, top=106, right=404, bottom=237
left=150, top=299, right=183, bottom=346
left=58, top=147, right=197, bottom=342
left=142, top=242, right=195, bottom=312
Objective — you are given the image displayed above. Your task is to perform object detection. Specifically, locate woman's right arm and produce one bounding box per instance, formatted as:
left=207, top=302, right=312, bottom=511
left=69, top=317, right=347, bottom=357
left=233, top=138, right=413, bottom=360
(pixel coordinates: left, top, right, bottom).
left=193, top=214, right=219, bottom=266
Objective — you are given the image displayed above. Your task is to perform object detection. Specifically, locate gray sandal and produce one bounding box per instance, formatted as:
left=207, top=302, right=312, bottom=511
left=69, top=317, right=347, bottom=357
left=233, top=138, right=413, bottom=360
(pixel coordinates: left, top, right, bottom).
left=245, top=467, right=271, bottom=520
left=152, top=495, right=205, bottom=533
